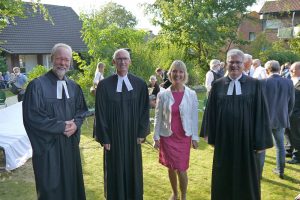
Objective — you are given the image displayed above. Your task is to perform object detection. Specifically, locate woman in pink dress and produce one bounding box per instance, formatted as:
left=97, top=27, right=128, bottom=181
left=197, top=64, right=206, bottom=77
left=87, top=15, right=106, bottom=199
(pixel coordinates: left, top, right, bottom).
left=153, top=60, right=199, bottom=200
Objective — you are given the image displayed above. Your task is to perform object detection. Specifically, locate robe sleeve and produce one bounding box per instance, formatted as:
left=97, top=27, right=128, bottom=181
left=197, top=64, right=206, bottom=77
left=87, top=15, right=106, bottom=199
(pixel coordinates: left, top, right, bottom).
left=253, top=81, right=273, bottom=150
left=288, top=82, right=295, bottom=116
left=73, top=85, right=88, bottom=131
left=95, top=82, right=110, bottom=144
left=200, top=84, right=217, bottom=145
left=22, top=79, right=65, bottom=135
left=138, top=82, right=150, bottom=138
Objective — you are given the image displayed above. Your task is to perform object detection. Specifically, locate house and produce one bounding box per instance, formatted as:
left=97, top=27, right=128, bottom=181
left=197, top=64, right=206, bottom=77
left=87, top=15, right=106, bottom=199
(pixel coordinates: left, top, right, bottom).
left=0, top=3, right=87, bottom=73
left=237, top=11, right=262, bottom=42
left=259, top=0, right=300, bottom=41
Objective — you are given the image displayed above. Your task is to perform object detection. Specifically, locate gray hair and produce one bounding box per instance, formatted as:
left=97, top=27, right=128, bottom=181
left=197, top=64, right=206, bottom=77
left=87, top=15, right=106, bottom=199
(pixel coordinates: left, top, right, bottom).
left=112, top=49, right=131, bottom=60
left=265, top=60, right=280, bottom=73
left=167, top=60, right=188, bottom=84
left=209, top=59, right=220, bottom=70
left=149, top=75, right=157, bottom=82
left=290, top=61, right=300, bottom=71
left=227, top=49, right=245, bottom=62
left=51, top=43, right=72, bottom=61
left=253, top=59, right=261, bottom=66
left=244, top=54, right=252, bottom=62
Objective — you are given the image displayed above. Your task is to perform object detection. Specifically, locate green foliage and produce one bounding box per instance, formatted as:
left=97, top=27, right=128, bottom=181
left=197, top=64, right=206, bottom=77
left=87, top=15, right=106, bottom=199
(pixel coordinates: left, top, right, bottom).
left=246, top=33, right=272, bottom=58
left=0, top=0, right=52, bottom=33
left=0, top=54, right=7, bottom=73
left=72, top=52, right=96, bottom=108
left=27, top=65, right=48, bottom=82
left=88, top=2, right=137, bottom=29
left=144, top=0, right=256, bottom=68
left=289, top=37, right=300, bottom=56
left=260, top=50, right=300, bottom=65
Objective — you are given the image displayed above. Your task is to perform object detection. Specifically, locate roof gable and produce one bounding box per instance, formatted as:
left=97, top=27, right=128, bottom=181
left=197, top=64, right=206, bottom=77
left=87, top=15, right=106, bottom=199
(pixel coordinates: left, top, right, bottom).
left=0, top=3, right=87, bottom=54
left=259, top=0, right=300, bottom=14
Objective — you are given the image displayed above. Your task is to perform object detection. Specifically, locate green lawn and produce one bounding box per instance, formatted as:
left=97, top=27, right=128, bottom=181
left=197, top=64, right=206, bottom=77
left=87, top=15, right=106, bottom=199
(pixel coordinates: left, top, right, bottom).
left=0, top=116, right=299, bottom=200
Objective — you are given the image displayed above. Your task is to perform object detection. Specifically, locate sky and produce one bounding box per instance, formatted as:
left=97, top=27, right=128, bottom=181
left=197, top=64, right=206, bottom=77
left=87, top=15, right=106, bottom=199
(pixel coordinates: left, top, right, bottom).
left=25, top=0, right=158, bottom=33
left=24, top=0, right=267, bottom=34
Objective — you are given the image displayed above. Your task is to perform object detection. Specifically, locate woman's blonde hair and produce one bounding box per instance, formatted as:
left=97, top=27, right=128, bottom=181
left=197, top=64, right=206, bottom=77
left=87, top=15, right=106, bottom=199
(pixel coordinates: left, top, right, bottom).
left=167, top=60, right=188, bottom=84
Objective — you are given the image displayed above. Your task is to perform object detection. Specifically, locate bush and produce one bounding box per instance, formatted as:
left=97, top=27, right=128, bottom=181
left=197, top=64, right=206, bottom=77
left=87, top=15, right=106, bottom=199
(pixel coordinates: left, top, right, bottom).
left=260, top=50, right=300, bottom=65
left=27, top=65, right=49, bottom=82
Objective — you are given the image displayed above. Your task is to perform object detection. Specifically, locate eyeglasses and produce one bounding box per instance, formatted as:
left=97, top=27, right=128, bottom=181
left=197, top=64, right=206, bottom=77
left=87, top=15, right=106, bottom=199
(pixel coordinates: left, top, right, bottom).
left=227, top=61, right=243, bottom=65
left=115, top=57, right=130, bottom=62
left=55, top=57, right=71, bottom=62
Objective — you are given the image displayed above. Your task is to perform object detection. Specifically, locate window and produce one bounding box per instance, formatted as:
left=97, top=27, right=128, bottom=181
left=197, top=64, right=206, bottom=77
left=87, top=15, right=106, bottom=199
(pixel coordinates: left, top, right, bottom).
left=249, top=32, right=256, bottom=41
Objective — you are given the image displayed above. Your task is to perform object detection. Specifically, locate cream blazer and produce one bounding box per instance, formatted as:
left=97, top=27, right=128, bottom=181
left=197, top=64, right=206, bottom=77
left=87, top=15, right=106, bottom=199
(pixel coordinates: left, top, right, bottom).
left=153, top=86, right=199, bottom=141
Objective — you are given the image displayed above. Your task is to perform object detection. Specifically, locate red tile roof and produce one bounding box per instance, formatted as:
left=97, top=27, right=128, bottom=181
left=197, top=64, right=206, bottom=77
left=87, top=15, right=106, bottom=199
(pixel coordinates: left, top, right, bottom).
left=259, top=0, right=300, bottom=13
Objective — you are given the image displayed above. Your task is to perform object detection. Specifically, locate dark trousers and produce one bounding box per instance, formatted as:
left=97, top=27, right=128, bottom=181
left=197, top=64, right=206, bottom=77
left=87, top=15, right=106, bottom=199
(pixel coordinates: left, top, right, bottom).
left=290, top=116, right=300, bottom=161
left=285, top=128, right=294, bottom=155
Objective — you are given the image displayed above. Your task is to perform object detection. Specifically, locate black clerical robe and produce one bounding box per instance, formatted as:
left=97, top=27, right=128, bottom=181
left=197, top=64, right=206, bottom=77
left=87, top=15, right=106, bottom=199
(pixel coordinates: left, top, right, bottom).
left=200, top=75, right=273, bottom=200
left=22, top=71, right=87, bottom=200
left=95, top=73, right=149, bottom=200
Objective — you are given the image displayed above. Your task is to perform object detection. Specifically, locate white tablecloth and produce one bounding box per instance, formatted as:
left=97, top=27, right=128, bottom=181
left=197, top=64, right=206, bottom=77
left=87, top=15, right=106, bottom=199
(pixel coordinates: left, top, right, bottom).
left=0, top=102, right=32, bottom=170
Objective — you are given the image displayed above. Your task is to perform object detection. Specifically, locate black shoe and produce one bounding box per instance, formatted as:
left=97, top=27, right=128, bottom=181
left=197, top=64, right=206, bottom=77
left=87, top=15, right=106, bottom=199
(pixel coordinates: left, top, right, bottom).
left=286, top=159, right=300, bottom=164
left=272, top=169, right=284, bottom=179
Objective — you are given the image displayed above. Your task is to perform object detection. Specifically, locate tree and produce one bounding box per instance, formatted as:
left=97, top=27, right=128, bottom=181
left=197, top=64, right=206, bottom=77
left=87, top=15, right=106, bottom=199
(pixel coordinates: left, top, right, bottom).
left=0, top=0, right=51, bottom=33
left=80, top=2, right=145, bottom=61
left=145, top=0, right=256, bottom=69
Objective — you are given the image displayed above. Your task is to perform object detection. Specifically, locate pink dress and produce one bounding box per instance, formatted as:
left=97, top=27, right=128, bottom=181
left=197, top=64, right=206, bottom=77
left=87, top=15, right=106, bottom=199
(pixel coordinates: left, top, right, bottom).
left=159, top=91, right=192, bottom=171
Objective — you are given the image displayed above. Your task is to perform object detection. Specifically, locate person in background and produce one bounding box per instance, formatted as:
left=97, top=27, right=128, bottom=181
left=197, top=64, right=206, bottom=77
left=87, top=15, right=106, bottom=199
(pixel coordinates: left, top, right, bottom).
left=0, top=72, right=5, bottom=89
left=218, top=61, right=225, bottom=77
left=205, top=59, right=221, bottom=93
left=95, top=48, right=149, bottom=200
left=148, top=75, right=160, bottom=108
left=3, top=71, right=10, bottom=88
left=200, top=49, right=273, bottom=200
left=11, top=67, right=27, bottom=101
left=243, top=53, right=254, bottom=77
left=252, top=59, right=267, bottom=80
left=280, top=62, right=291, bottom=79
left=156, top=67, right=172, bottom=89
left=154, top=60, right=199, bottom=200
left=91, top=62, right=105, bottom=96
left=286, top=62, right=300, bottom=165
left=262, top=60, right=294, bottom=179
left=22, top=43, right=87, bottom=200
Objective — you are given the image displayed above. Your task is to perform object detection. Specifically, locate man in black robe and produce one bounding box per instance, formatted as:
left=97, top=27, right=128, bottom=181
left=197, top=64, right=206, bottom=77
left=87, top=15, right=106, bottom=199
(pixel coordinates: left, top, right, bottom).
left=95, top=49, right=149, bottom=200
left=287, top=61, right=300, bottom=164
left=23, top=43, right=87, bottom=200
left=200, top=49, right=273, bottom=200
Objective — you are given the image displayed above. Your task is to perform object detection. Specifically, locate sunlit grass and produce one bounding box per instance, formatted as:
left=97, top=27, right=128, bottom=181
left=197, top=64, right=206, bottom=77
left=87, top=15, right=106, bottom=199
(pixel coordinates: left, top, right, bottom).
left=0, top=116, right=299, bottom=200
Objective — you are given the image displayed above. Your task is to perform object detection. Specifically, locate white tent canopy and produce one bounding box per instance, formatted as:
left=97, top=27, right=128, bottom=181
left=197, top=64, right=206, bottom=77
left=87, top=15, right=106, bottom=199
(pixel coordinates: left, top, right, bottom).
left=0, top=102, right=32, bottom=170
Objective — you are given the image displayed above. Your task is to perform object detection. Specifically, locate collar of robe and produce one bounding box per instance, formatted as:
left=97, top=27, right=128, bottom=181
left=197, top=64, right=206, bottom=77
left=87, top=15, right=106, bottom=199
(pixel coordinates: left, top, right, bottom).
left=116, top=74, right=133, bottom=92
left=57, top=80, right=70, bottom=99
left=226, top=74, right=243, bottom=95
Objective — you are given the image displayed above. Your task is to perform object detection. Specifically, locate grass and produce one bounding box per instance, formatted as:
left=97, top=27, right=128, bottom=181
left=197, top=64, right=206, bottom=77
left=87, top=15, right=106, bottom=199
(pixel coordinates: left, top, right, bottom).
left=0, top=116, right=299, bottom=200
left=2, top=89, right=15, bottom=98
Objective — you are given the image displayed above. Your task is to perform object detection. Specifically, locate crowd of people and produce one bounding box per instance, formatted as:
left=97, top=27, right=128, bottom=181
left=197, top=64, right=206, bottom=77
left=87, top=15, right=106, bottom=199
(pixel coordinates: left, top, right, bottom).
left=0, top=67, right=27, bottom=102
left=16, top=43, right=299, bottom=200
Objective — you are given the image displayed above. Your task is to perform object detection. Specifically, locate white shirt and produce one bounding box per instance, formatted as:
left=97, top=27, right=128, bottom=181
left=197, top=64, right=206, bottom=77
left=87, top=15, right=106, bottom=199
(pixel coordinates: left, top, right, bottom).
left=116, top=74, right=133, bottom=92
left=93, top=72, right=104, bottom=85
left=205, top=70, right=218, bottom=92
left=227, top=74, right=242, bottom=95
left=292, top=77, right=300, bottom=86
left=253, top=66, right=267, bottom=80
left=243, top=67, right=255, bottom=77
